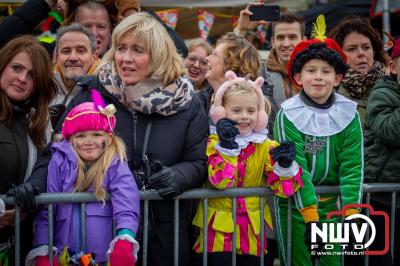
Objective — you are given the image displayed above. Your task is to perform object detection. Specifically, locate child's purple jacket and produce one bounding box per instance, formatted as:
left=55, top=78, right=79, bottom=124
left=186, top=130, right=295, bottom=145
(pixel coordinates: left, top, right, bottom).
left=34, top=140, right=140, bottom=262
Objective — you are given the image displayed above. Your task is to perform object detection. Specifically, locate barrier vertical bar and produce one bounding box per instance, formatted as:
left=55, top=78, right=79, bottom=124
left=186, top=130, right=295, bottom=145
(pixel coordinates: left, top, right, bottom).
left=48, top=204, right=54, bottom=266
left=338, top=196, right=344, bottom=266
left=174, top=199, right=179, bottom=266
left=287, top=197, right=292, bottom=266
left=81, top=203, right=86, bottom=252
left=391, top=192, right=396, bottom=262
left=203, top=198, right=208, bottom=266
left=260, top=197, right=265, bottom=266
left=15, top=205, right=20, bottom=266
left=232, top=198, right=237, bottom=266
left=364, top=193, right=370, bottom=266
left=142, top=200, right=149, bottom=266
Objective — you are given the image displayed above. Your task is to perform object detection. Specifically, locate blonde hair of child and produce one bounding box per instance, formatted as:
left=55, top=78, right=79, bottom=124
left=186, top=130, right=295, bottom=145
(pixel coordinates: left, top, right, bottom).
left=71, top=133, right=127, bottom=203
left=222, top=81, right=272, bottom=116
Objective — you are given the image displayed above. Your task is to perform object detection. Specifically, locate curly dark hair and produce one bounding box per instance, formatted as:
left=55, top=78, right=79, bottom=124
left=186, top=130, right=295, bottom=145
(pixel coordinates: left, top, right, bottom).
left=291, top=43, right=349, bottom=79
left=329, top=16, right=387, bottom=66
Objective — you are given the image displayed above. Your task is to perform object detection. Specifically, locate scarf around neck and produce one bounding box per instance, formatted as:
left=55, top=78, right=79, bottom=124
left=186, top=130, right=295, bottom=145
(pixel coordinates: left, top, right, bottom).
left=341, top=61, right=386, bottom=99
left=267, top=48, right=301, bottom=98
left=98, top=63, right=194, bottom=116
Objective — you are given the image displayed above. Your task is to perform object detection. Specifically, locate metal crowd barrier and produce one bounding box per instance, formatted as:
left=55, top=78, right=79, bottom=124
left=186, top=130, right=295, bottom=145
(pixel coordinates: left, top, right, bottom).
left=2, top=183, right=400, bottom=266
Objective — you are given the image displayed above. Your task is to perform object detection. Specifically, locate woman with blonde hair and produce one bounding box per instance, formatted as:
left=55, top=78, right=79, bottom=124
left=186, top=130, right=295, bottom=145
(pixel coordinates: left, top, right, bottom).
left=184, top=38, right=213, bottom=91
left=15, top=12, right=208, bottom=266
left=0, top=35, right=57, bottom=265
left=197, top=32, right=262, bottom=113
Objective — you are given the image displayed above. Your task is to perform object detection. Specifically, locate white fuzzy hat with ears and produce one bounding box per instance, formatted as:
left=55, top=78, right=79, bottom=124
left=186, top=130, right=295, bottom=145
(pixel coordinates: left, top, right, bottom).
left=210, top=70, right=268, bottom=132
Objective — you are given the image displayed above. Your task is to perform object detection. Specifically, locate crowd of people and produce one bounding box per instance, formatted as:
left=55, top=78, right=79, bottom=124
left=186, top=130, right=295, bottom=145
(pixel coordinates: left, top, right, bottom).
left=0, top=1, right=399, bottom=266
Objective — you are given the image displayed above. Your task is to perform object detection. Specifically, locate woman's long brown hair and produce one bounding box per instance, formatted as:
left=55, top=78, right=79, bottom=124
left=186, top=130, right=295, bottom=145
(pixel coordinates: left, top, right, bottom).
left=0, top=35, right=57, bottom=149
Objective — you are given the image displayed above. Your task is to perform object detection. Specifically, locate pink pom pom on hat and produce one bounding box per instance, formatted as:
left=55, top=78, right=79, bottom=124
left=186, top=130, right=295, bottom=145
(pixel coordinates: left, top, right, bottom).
left=62, top=89, right=117, bottom=139
left=209, top=70, right=268, bottom=132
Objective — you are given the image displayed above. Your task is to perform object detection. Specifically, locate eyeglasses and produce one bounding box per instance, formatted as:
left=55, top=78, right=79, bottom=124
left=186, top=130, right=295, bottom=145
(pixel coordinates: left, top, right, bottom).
left=186, top=56, right=208, bottom=69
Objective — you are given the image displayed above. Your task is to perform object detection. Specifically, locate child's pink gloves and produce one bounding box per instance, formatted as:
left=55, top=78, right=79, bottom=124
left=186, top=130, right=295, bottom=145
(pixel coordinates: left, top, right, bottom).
left=35, top=255, right=60, bottom=266
left=109, top=239, right=135, bottom=266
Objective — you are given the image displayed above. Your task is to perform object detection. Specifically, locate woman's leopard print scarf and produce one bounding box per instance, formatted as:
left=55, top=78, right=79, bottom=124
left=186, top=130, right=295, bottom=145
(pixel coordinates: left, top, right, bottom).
left=340, top=61, right=385, bottom=99
left=98, top=63, right=194, bottom=116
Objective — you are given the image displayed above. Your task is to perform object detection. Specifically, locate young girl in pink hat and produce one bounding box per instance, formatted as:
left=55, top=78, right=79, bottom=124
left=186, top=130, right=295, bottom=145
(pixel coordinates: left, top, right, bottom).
left=26, top=89, right=140, bottom=266
left=192, top=71, right=302, bottom=265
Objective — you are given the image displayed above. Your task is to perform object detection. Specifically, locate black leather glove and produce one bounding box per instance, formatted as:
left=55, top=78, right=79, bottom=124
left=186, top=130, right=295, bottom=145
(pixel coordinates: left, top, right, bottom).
left=147, top=167, right=180, bottom=199
left=216, top=118, right=240, bottom=150
left=7, top=183, right=39, bottom=212
left=269, top=141, right=296, bottom=168
left=48, top=103, right=66, bottom=129
left=304, top=221, right=324, bottom=259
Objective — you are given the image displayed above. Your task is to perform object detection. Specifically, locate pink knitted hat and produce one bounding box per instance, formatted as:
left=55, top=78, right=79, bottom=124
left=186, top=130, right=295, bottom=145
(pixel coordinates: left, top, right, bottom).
left=209, top=70, right=268, bottom=132
left=62, top=89, right=117, bottom=138
left=391, top=38, right=400, bottom=60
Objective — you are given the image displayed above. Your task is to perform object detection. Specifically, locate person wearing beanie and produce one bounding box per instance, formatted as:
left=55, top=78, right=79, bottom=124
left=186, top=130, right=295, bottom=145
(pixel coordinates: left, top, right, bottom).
left=25, top=89, right=140, bottom=266
left=192, top=70, right=302, bottom=265
left=273, top=15, right=364, bottom=266
left=364, top=38, right=400, bottom=266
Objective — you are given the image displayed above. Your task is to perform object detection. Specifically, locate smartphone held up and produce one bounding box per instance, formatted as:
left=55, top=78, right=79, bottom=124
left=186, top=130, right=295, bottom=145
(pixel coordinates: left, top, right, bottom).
left=249, top=5, right=280, bottom=21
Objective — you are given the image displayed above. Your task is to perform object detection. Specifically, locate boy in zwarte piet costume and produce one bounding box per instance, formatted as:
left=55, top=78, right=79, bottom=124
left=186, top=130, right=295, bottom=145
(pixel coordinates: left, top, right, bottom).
left=273, top=15, right=364, bottom=266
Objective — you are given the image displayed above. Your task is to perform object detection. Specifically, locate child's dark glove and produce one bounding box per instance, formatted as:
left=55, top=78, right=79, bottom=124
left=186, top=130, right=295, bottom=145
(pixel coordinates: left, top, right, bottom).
left=216, top=118, right=240, bottom=150
left=147, top=167, right=180, bottom=199
left=7, top=183, right=39, bottom=212
left=269, top=141, right=296, bottom=168
left=304, top=221, right=324, bottom=259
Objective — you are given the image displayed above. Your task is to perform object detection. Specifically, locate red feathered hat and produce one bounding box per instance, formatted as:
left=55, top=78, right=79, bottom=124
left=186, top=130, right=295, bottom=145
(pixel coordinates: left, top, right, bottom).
left=287, top=15, right=348, bottom=86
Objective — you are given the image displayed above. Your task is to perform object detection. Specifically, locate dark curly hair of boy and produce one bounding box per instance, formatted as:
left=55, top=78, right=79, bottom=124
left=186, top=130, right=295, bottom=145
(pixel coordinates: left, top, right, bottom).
left=290, top=43, right=349, bottom=80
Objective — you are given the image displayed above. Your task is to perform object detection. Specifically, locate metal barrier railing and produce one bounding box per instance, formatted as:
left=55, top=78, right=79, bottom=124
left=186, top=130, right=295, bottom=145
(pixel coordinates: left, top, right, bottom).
left=1, top=183, right=400, bottom=266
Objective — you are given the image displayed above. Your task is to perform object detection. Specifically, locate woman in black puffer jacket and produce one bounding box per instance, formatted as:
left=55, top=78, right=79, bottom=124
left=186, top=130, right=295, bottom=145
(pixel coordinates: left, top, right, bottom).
left=13, top=13, right=208, bottom=266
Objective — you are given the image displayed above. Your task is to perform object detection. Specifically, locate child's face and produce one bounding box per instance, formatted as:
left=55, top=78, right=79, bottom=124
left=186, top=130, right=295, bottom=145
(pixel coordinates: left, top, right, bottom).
left=390, top=57, right=400, bottom=84
left=224, top=92, right=259, bottom=136
left=294, top=59, right=343, bottom=104
left=71, top=130, right=110, bottom=165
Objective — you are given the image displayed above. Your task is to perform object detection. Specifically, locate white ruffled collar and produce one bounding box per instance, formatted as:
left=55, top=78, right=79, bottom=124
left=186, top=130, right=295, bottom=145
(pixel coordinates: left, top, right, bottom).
left=210, top=126, right=269, bottom=156
left=281, top=93, right=357, bottom=137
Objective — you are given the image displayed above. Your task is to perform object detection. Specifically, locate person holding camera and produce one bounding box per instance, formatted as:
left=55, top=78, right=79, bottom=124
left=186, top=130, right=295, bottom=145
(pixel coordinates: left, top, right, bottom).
left=9, top=12, right=208, bottom=266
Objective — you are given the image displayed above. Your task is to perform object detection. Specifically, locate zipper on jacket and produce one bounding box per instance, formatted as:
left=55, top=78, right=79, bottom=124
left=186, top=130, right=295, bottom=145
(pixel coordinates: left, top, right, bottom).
left=130, top=108, right=138, bottom=155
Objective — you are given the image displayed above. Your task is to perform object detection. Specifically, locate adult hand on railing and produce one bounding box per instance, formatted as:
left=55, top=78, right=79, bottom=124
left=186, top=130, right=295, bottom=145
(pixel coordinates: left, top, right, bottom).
left=147, top=167, right=180, bottom=199
left=304, top=221, right=324, bottom=259
left=216, top=118, right=240, bottom=150
left=109, top=239, right=135, bottom=266
left=35, top=255, right=61, bottom=266
left=269, top=141, right=296, bottom=168
left=7, top=182, right=39, bottom=212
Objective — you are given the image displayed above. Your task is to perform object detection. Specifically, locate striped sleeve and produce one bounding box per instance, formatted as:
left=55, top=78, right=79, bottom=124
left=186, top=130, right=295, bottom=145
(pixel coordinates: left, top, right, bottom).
left=206, top=134, right=238, bottom=189
left=274, top=109, right=319, bottom=222
left=338, top=112, right=364, bottom=214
